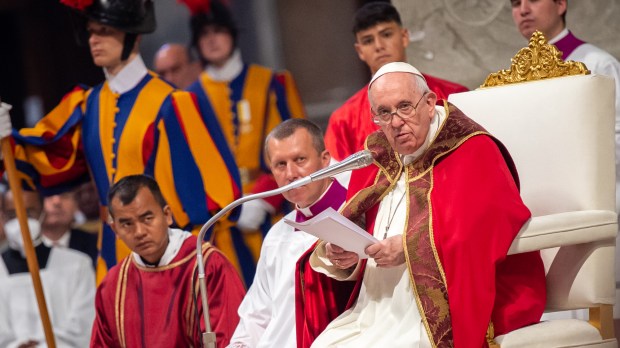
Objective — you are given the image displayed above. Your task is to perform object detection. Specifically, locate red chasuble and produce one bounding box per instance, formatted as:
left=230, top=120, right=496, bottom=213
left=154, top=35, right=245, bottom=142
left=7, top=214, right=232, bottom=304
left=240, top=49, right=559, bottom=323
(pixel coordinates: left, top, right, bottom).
left=298, top=103, right=546, bottom=348
left=324, top=74, right=469, bottom=161
left=90, top=235, right=245, bottom=348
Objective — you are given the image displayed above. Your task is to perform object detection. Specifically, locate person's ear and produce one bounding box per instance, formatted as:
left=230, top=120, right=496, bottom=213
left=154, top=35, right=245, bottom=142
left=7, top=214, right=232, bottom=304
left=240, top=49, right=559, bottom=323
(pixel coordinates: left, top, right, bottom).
left=163, top=205, right=173, bottom=226
left=556, top=0, right=567, bottom=17
left=426, top=92, right=438, bottom=117
left=107, top=214, right=117, bottom=232
left=133, top=35, right=142, bottom=52
left=426, top=91, right=437, bottom=105
left=401, top=28, right=410, bottom=49
left=321, top=150, right=331, bottom=167
left=354, top=41, right=367, bottom=63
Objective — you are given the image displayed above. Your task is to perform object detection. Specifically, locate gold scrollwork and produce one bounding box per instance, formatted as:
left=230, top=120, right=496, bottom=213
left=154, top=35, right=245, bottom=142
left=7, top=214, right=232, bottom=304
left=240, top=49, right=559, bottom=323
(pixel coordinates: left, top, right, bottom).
left=481, top=31, right=590, bottom=88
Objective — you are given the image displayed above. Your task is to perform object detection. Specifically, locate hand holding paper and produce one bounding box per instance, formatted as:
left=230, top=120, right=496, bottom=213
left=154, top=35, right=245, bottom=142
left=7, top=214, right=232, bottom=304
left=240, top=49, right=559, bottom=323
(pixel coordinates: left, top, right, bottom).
left=325, top=242, right=359, bottom=269
left=284, top=207, right=378, bottom=258
left=365, top=234, right=407, bottom=267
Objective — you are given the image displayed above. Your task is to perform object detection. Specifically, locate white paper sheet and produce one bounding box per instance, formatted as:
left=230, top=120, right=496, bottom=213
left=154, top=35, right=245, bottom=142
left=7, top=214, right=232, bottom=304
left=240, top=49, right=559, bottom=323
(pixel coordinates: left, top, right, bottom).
left=284, top=207, right=378, bottom=258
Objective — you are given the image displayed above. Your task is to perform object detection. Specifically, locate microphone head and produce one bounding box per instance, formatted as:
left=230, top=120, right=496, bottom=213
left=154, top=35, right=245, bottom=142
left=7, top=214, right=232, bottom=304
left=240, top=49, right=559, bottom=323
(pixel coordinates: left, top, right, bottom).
left=353, top=149, right=374, bottom=169
left=309, top=150, right=375, bottom=182
left=341, top=149, right=374, bottom=170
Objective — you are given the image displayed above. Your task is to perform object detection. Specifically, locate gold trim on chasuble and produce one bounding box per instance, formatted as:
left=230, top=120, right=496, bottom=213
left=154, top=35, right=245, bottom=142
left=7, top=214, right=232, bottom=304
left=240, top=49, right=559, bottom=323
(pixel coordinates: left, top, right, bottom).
left=114, top=243, right=215, bottom=347
left=340, top=102, right=490, bottom=347
left=114, top=257, right=132, bottom=348
left=481, top=30, right=589, bottom=88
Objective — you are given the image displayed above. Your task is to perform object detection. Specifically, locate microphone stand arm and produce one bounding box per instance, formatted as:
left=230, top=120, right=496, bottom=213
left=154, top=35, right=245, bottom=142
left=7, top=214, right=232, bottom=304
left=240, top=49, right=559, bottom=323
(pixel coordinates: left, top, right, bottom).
left=195, top=176, right=311, bottom=348
left=194, top=149, right=372, bottom=347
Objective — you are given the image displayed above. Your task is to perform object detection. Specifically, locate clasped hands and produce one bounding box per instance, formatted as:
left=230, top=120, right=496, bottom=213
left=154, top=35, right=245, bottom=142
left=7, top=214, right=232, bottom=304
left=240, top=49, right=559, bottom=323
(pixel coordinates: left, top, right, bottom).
left=326, top=234, right=405, bottom=269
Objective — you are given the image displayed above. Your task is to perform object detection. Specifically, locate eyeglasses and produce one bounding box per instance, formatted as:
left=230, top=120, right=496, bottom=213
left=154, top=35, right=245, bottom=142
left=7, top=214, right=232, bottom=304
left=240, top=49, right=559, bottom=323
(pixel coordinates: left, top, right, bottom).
left=371, top=93, right=427, bottom=125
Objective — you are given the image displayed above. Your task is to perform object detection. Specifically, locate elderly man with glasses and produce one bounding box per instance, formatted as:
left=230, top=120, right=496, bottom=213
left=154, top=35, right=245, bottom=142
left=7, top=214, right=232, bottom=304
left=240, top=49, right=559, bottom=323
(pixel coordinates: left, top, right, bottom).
left=297, top=62, right=547, bottom=347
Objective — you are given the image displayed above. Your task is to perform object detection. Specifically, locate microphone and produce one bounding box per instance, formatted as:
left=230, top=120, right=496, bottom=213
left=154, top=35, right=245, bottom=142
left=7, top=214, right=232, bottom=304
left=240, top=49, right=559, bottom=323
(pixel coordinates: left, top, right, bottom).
left=195, top=149, right=374, bottom=347
left=309, top=149, right=374, bottom=182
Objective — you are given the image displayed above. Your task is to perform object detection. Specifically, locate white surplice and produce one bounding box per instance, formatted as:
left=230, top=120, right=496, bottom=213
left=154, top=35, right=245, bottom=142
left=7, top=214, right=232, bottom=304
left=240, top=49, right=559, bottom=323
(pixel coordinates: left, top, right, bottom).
left=0, top=247, right=96, bottom=348
left=229, top=210, right=318, bottom=348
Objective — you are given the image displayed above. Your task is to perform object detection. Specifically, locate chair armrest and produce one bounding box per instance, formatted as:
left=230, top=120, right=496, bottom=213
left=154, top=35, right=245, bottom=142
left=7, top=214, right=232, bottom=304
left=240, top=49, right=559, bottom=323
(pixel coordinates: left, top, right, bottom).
left=508, top=210, right=618, bottom=255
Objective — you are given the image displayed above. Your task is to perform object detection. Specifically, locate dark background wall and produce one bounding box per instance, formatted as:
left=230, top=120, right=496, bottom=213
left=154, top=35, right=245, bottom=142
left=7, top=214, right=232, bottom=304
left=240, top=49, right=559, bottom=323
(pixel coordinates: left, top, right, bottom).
left=0, top=0, right=103, bottom=128
left=1, top=0, right=618, bottom=130
left=0, top=0, right=376, bottom=130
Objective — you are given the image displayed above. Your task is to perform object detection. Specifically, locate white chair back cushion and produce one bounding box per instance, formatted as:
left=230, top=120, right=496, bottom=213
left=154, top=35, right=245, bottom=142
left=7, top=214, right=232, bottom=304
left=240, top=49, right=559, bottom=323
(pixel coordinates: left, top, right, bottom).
left=448, top=74, right=616, bottom=309
left=448, top=74, right=615, bottom=215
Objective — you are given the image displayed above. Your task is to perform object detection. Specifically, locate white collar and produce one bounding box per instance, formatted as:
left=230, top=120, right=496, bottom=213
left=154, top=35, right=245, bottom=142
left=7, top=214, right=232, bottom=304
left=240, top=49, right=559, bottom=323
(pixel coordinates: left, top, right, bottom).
left=104, top=55, right=149, bottom=94
left=132, top=228, right=191, bottom=267
left=402, top=105, right=444, bottom=165
left=548, top=28, right=569, bottom=45
left=205, top=49, right=244, bottom=82
left=41, top=230, right=71, bottom=248
left=296, top=180, right=334, bottom=217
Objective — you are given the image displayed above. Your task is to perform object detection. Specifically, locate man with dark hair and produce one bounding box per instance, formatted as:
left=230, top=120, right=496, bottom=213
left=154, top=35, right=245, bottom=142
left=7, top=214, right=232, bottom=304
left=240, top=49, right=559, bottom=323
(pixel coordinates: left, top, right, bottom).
left=0, top=0, right=241, bottom=283
left=228, top=119, right=349, bottom=347
left=91, top=174, right=245, bottom=347
left=179, top=0, right=306, bottom=285
left=324, top=1, right=468, bottom=163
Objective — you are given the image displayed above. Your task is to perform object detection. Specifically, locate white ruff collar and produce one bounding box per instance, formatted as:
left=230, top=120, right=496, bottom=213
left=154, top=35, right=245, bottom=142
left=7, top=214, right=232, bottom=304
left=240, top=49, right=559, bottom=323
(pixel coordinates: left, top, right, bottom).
left=205, top=49, right=244, bottom=82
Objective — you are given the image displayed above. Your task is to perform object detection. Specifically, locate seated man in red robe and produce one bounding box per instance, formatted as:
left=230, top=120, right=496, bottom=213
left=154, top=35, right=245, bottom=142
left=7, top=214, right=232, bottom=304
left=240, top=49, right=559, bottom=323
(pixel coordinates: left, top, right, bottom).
left=324, top=2, right=469, bottom=164
left=90, top=175, right=245, bottom=347
left=298, top=62, right=546, bottom=347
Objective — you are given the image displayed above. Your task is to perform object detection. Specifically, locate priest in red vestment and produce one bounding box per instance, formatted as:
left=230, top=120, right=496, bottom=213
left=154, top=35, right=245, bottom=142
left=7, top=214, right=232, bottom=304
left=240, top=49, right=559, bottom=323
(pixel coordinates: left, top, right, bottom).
left=324, top=2, right=469, bottom=162
left=91, top=175, right=245, bottom=348
left=296, top=62, right=546, bottom=347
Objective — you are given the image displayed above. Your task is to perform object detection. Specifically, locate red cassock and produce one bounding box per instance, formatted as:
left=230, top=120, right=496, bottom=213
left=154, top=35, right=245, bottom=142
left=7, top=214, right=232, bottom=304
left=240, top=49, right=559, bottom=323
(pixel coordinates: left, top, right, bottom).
left=90, top=235, right=245, bottom=348
left=324, top=74, right=469, bottom=161
left=298, top=103, right=546, bottom=347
